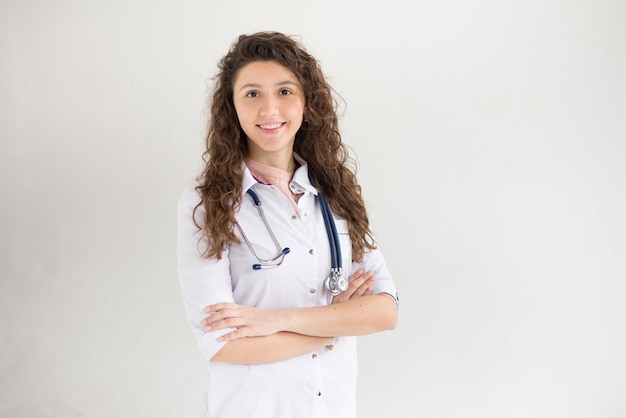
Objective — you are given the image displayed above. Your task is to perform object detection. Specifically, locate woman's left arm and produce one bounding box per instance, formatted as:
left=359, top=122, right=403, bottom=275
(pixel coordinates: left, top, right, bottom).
left=203, top=268, right=398, bottom=342
left=286, top=292, right=398, bottom=336
left=203, top=241, right=399, bottom=342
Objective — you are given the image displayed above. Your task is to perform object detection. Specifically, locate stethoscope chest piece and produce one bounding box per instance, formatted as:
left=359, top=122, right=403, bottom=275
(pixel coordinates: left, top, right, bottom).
left=325, top=268, right=348, bottom=296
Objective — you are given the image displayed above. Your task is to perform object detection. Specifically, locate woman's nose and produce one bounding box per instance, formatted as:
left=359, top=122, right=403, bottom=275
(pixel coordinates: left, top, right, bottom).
left=260, top=96, right=278, bottom=116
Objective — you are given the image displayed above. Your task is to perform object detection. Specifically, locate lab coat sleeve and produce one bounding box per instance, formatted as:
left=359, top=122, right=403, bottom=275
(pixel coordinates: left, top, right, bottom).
left=176, top=186, right=237, bottom=362
left=353, top=242, right=399, bottom=307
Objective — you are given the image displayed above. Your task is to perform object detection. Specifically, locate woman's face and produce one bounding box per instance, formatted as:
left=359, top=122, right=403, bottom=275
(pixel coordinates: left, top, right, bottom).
left=232, top=60, right=305, bottom=169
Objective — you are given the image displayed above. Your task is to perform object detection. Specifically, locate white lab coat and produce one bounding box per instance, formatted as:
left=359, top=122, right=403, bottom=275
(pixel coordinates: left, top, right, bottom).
left=177, top=155, right=397, bottom=418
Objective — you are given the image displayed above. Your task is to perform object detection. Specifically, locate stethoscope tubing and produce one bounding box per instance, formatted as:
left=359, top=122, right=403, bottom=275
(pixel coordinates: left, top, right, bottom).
left=240, top=189, right=290, bottom=270
left=318, top=192, right=342, bottom=270
left=241, top=172, right=347, bottom=295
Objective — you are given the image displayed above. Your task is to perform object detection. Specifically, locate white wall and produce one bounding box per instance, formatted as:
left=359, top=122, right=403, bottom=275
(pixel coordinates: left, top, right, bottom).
left=1, top=1, right=625, bottom=417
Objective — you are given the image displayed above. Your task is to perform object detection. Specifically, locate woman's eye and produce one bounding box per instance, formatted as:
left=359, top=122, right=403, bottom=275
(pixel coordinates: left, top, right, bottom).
left=246, top=91, right=259, bottom=98
left=279, top=89, right=292, bottom=96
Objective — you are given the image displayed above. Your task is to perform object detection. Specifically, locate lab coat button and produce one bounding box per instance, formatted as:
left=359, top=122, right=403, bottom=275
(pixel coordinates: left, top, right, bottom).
left=309, top=249, right=314, bottom=254
left=316, top=391, right=322, bottom=397
left=291, top=215, right=297, bottom=220
left=309, top=288, right=316, bottom=294
left=312, top=353, right=318, bottom=359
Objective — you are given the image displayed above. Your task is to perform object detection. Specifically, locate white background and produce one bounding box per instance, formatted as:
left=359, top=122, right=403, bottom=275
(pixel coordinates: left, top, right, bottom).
left=1, top=0, right=625, bottom=417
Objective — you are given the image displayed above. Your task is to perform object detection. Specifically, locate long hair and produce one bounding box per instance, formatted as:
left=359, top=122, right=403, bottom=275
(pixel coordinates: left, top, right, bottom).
left=194, top=31, right=376, bottom=261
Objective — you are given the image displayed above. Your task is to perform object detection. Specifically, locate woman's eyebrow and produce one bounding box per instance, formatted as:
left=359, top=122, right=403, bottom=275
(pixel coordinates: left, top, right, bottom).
left=238, top=80, right=299, bottom=92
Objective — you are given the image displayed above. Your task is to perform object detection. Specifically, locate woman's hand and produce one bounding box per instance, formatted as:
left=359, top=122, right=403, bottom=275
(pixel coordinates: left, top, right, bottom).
left=331, top=269, right=375, bottom=304
left=202, top=303, right=282, bottom=342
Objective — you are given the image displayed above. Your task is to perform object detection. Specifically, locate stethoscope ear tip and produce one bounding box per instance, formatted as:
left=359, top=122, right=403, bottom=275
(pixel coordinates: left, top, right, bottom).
left=252, top=264, right=262, bottom=270
left=283, top=247, right=291, bottom=255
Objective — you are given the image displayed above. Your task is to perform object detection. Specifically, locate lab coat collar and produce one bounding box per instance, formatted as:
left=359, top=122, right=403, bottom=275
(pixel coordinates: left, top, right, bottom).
left=241, top=153, right=319, bottom=196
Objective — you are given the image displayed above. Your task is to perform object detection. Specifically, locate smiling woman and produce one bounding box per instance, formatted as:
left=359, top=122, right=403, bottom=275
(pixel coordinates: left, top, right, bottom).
left=176, top=31, right=398, bottom=418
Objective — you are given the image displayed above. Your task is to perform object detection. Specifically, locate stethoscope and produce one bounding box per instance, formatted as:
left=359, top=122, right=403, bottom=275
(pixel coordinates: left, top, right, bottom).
left=236, top=180, right=348, bottom=296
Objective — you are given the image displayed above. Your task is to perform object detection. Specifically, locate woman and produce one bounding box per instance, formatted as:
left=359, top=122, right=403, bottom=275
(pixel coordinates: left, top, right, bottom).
left=177, top=31, right=398, bottom=418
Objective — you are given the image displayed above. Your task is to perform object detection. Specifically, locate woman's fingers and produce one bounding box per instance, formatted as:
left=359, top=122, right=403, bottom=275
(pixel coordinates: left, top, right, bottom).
left=202, top=304, right=243, bottom=330
left=332, top=270, right=375, bottom=303
left=352, top=275, right=374, bottom=297
left=201, top=303, right=280, bottom=339
left=203, top=302, right=238, bottom=313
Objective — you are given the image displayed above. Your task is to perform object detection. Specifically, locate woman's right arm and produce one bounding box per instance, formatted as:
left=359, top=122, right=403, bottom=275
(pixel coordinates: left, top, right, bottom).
left=207, top=267, right=376, bottom=364
left=205, top=268, right=378, bottom=364
left=177, top=187, right=238, bottom=362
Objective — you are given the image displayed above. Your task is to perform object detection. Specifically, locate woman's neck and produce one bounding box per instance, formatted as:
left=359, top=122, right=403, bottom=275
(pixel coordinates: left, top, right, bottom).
left=247, top=155, right=296, bottom=172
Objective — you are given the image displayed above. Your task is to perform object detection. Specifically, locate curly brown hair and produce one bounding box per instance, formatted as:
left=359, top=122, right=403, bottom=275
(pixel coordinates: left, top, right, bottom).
left=194, top=31, right=376, bottom=261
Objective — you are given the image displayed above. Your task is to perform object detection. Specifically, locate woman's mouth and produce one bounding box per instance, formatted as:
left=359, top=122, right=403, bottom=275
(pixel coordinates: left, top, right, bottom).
left=257, top=122, right=285, bottom=133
